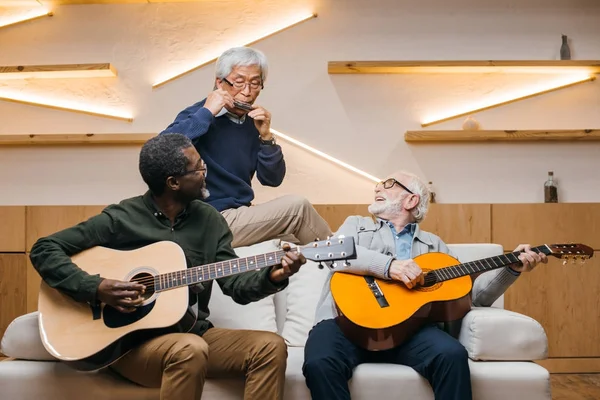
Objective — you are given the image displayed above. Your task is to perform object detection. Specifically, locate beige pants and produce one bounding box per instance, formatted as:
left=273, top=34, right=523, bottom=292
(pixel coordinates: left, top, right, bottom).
left=221, top=195, right=333, bottom=248
left=110, top=328, right=287, bottom=400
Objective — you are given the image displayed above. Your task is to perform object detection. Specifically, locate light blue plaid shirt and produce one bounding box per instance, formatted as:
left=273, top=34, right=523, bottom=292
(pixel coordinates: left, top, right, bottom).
left=382, top=221, right=417, bottom=277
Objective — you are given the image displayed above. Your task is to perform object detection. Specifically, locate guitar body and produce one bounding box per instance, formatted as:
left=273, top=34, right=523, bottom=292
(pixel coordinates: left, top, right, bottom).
left=331, top=252, right=473, bottom=351
left=38, top=241, right=195, bottom=371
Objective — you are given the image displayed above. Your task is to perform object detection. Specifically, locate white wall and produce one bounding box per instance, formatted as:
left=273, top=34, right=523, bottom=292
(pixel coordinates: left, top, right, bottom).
left=1, top=0, right=599, bottom=205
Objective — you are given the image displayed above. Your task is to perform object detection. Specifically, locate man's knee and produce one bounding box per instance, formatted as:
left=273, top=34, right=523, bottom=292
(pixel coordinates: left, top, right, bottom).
left=279, top=194, right=313, bottom=215
left=437, top=342, right=469, bottom=366
left=167, top=334, right=210, bottom=371
left=303, top=355, right=345, bottom=379
left=251, top=331, right=287, bottom=367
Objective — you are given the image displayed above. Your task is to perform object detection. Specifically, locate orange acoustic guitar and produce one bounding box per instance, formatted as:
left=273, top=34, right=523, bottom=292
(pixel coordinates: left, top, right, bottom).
left=37, top=237, right=356, bottom=372
left=330, top=243, right=593, bottom=351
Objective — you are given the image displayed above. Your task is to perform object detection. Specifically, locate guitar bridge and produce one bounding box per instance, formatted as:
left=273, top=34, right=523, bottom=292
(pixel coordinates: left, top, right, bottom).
left=364, top=276, right=389, bottom=308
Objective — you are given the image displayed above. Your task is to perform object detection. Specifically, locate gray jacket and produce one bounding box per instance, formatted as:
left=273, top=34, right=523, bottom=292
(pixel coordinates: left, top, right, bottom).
left=314, top=216, right=519, bottom=334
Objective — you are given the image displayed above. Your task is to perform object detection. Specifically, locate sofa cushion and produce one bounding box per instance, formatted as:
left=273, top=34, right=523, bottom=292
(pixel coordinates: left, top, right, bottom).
left=459, top=307, right=548, bottom=361
left=280, top=259, right=330, bottom=346
left=206, top=240, right=279, bottom=333
left=0, top=312, right=56, bottom=361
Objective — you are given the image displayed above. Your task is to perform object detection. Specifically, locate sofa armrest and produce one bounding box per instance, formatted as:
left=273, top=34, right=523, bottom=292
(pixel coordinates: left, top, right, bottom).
left=458, top=307, right=548, bottom=361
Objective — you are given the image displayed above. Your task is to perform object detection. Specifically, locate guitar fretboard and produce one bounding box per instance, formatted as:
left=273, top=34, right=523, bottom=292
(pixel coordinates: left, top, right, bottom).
left=427, top=245, right=551, bottom=284
left=153, top=249, right=289, bottom=292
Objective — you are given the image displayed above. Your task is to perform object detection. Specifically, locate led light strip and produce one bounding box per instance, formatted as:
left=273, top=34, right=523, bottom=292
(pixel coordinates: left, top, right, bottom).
left=0, top=7, right=52, bottom=29
left=0, top=91, right=134, bottom=122
left=152, top=13, right=317, bottom=89
left=270, top=128, right=381, bottom=183
left=421, top=74, right=596, bottom=127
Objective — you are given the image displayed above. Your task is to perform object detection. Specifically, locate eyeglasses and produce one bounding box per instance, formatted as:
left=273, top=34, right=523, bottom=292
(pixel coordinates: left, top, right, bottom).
left=222, top=78, right=263, bottom=91
left=179, top=166, right=208, bottom=177
left=377, top=178, right=414, bottom=194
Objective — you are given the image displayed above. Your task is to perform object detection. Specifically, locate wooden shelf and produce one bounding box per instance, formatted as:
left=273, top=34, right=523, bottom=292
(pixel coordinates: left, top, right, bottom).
left=328, top=60, right=600, bottom=74
left=0, top=133, right=155, bottom=146
left=0, top=63, right=117, bottom=80
left=404, top=129, right=600, bottom=142
left=11, top=1, right=216, bottom=4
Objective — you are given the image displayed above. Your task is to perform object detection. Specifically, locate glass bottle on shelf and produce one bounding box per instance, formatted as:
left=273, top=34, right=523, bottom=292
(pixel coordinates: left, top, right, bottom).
left=428, top=181, right=436, bottom=203
left=544, top=171, right=558, bottom=203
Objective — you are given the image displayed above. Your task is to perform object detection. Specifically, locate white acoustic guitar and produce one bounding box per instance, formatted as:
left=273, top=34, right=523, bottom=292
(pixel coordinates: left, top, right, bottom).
left=37, top=238, right=356, bottom=371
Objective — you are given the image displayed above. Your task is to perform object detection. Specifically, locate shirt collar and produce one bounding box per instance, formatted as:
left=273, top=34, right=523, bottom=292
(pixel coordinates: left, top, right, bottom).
left=216, top=107, right=246, bottom=124
left=376, top=218, right=433, bottom=246
left=142, top=191, right=189, bottom=220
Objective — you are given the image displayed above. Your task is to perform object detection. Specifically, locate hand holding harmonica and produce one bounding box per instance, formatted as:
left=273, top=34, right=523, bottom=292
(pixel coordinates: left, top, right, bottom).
left=203, top=89, right=234, bottom=116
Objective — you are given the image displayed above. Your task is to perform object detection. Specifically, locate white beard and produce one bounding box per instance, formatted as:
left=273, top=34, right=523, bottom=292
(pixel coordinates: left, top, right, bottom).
left=201, top=188, right=210, bottom=200
left=368, top=198, right=404, bottom=217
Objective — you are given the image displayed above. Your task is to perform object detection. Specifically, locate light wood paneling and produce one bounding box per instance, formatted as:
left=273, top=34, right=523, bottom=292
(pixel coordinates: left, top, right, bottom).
left=551, top=374, right=600, bottom=399
left=315, top=204, right=491, bottom=243
left=0, top=207, right=25, bottom=252
left=328, top=60, right=600, bottom=74
left=405, top=129, right=600, bottom=142
left=0, top=254, right=27, bottom=350
left=420, top=204, right=491, bottom=243
left=26, top=206, right=106, bottom=251
left=314, top=204, right=370, bottom=233
left=505, top=251, right=600, bottom=357
left=26, top=256, right=41, bottom=313
left=492, top=204, right=600, bottom=251
left=538, top=358, right=600, bottom=374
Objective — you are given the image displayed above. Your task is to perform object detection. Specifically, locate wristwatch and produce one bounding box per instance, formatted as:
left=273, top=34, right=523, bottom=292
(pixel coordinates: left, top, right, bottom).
left=259, top=136, right=277, bottom=146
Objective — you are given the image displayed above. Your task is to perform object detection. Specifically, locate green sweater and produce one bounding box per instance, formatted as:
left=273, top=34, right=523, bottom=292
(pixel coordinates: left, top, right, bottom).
left=29, top=191, right=287, bottom=335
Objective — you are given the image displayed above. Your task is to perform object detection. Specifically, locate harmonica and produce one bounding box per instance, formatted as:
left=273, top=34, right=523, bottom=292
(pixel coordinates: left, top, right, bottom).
left=233, top=100, right=254, bottom=111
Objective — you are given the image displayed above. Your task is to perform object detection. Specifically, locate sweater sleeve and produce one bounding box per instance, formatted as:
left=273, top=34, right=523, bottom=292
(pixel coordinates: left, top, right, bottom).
left=215, top=216, right=287, bottom=304
left=256, top=144, right=286, bottom=187
left=161, top=102, right=215, bottom=141
left=29, top=211, right=118, bottom=303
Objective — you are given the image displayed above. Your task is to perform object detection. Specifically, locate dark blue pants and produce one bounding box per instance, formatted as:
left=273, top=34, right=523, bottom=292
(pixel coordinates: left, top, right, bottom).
left=302, top=319, right=472, bottom=400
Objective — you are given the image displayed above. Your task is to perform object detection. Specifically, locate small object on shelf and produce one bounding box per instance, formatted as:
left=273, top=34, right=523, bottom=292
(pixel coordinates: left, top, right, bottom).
left=428, top=181, right=436, bottom=203
left=544, top=171, right=558, bottom=203
left=560, top=34, right=571, bottom=60
left=462, top=115, right=481, bottom=131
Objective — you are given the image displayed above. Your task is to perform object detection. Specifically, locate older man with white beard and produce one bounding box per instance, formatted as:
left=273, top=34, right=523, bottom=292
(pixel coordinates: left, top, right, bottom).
left=302, top=170, right=547, bottom=400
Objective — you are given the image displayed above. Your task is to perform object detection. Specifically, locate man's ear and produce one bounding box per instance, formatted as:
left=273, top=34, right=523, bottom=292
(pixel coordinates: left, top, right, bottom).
left=214, top=78, right=221, bottom=90
left=166, top=176, right=180, bottom=191
left=405, top=193, right=420, bottom=210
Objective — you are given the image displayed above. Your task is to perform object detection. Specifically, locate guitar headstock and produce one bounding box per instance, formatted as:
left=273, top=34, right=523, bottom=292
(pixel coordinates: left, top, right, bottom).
left=300, top=236, right=357, bottom=269
left=547, top=243, right=594, bottom=265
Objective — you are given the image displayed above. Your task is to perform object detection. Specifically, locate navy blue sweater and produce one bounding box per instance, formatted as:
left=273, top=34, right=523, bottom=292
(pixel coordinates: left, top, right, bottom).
left=161, top=99, right=286, bottom=212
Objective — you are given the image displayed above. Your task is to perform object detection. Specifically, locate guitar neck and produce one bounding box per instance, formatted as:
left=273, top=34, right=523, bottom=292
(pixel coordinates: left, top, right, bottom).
left=431, top=245, right=551, bottom=283
left=154, top=249, right=291, bottom=292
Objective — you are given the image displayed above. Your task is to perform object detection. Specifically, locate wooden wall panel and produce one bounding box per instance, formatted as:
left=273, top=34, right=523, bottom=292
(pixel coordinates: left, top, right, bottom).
left=26, top=256, right=41, bottom=313
left=26, top=206, right=106, bottom=251
left=492, top=204, right=600, bottom=251
left=0, top=207, right=26, bottom=252
left=504, top=251, right=600, bottom=358
left=314, top=204, right=370, bottom=233
left=315, top=204, right=491, bottom=243
left=420, top=204, right=491, bottom=243
left=0, top=254, right=27, bottom=351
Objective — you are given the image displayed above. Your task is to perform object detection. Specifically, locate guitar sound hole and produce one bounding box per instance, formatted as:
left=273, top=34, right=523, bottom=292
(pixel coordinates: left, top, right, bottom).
left=101, top=272, right=157, bottom=328
left=131, top=272, right=155, bottom=301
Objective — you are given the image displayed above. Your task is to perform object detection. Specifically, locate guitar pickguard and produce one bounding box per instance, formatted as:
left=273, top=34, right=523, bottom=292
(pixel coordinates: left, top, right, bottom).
left=103, top=301, right=156, bottom=328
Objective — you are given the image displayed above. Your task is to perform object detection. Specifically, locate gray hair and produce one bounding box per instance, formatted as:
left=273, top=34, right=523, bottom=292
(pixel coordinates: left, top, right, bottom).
left=399, top=171, right=431, bottom=223
left=215, top=47, right=268, bottom=83
left=139, top=133, right=193, bottom=195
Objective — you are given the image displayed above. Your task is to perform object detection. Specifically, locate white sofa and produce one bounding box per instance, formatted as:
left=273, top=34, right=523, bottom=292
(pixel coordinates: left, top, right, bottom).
left=0, top=242, right=552, bottom=400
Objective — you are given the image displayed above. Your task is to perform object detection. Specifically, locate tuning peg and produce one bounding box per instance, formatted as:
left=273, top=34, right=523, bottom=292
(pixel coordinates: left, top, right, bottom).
left=317, top=262, right=325, bottom=269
